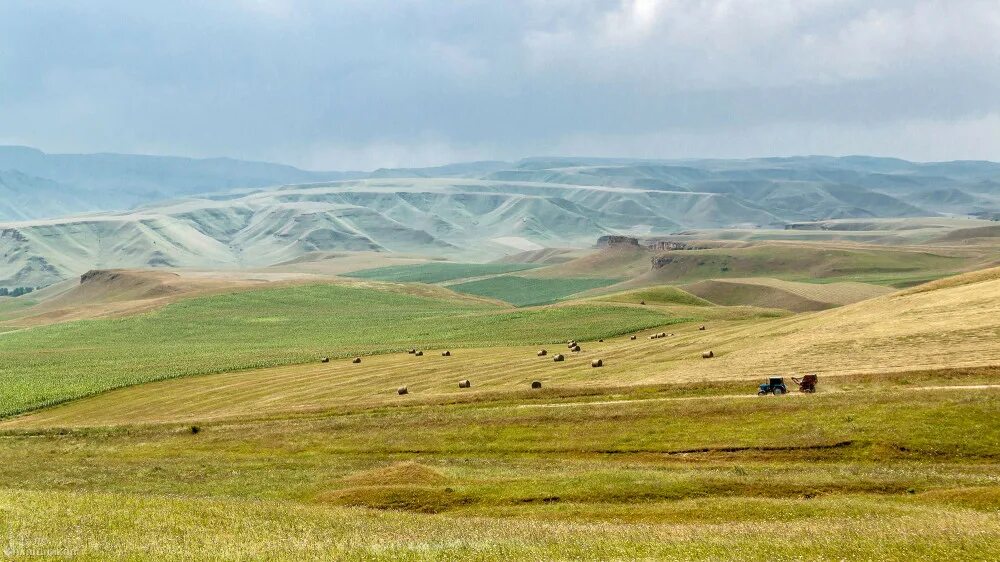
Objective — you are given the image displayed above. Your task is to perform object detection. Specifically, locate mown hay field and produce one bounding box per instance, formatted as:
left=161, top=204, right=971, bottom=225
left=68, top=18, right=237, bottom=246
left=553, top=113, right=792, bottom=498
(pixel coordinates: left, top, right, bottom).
left=0, top=283, right=679, bottom=419
left=0, top=270, right=999, bottom=559
left=11, top=268, right=998, bottom=429
left=0, top=373, right=998, bottom=560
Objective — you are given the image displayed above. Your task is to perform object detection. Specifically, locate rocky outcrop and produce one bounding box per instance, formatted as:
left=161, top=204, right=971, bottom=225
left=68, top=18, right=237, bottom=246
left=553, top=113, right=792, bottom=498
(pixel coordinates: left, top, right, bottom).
left=651, top=255, right=677, bottom=269
left=596, top=235, right=640, bottom=249
left=647, top=240, right=693, bottom=251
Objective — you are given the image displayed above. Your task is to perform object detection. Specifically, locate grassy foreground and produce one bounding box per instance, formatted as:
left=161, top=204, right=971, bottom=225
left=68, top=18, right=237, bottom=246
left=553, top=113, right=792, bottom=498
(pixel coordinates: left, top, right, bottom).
left=0, top=283, right=677, bottom=418
left=0, top=269, right=997, bottom=559
left=0, top=373, right=997, bottom=559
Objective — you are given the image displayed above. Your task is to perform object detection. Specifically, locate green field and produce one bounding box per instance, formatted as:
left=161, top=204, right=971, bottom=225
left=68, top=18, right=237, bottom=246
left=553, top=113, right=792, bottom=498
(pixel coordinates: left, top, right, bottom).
left=0, top=283, right=677, bottom=418
left=596, top=285, right=713, bottom=307
left=450, top=276, right=622, bottom=306
left=344, top=262, right=541, bottom=283
left=1, top=371, right=998, bottom=559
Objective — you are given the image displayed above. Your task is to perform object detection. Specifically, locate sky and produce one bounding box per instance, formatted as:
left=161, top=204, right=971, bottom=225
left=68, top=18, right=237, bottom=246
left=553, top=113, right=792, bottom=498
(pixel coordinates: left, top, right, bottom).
left=2, top=0, right=1000, bottom=170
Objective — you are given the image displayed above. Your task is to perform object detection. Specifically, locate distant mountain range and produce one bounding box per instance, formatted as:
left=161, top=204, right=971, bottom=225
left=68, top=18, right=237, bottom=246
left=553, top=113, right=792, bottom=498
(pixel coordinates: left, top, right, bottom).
left=0, top=147, right=997, bottom=287
left=0, top=146, right=361, bottom=218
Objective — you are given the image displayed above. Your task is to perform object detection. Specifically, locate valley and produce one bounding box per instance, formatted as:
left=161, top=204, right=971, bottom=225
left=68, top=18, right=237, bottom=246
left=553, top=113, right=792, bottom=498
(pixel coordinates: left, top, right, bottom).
left=0, top=152, right=997, bottom=560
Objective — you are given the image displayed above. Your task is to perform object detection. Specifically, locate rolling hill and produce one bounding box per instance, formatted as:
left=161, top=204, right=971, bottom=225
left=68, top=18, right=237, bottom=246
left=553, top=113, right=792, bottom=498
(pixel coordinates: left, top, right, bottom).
left=6, top=266, right=998, bottom=428
left=683, top=277, right=893, bottom=311
left=0, top=151, right=997, bottom=289
left=1, top=262, right=997, bottom=560
left=0, top=179, right=792, bottom=287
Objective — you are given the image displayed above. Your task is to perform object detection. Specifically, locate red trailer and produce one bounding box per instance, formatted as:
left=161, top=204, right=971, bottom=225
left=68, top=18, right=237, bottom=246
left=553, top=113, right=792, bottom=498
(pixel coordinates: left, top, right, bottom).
left=792, top=374, right=818, bottom=393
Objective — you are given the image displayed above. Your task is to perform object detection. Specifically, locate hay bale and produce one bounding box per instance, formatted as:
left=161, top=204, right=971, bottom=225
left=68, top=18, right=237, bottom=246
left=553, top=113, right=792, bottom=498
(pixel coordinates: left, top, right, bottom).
left=591, top=359, right=603, bottom=368
left=321, top=357, right=330, bottom=363
left=571, top=345, right=581, bottom=352
left=567, top=341, right=577, bottom=349
left=630, top=335, right=637, bottom=340
left=598, top=338, right=604, bottom=342
left=531, top=381, right=542, bottom=389
left=408, top=349, right=416, bottom=354
left=702, top=350, right=714, bottom=359
left=640, top=300, right=646, bottom=305
left=397, top=386, right=408, bottom=395
left=658, top=332, right=666, bottom=338
left=458, top=379, right=471, bottom=388
left=352, top=357, right=362, bottom=364
left=537, top=349, right=548, bottom=356
left=649, top=335, right=657, bottom=340
left=553, top=354, right=565, bottom=362
left=414, top=350, right=424, bottom=357
left=442, top=350, right=451, bottom=357
left=699, top=325, right=706, bottom=331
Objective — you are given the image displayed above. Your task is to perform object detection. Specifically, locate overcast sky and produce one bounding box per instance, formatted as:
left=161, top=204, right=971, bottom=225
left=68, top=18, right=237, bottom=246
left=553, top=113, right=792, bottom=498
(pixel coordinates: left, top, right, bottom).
left=2, top=0, right=999, bottom=169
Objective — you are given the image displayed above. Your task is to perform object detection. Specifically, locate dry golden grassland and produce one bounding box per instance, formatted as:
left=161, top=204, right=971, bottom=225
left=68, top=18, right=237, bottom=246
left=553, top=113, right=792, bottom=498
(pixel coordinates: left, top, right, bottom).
left=0, top=370, right=998, bottom=560
left=0, top=266, right=997, bottom=560
left=8, top=269, right=997, bottom=429
left=682, top=277, right=893, bottom=311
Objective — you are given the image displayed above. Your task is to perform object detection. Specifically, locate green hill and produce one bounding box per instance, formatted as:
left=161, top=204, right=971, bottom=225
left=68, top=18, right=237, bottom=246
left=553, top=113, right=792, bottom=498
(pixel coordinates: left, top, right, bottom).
left=344, top=262, right=541, bottom=283
left=596, top=285, right=713, bottom=307
left=449, top=276, right=622, bottom=306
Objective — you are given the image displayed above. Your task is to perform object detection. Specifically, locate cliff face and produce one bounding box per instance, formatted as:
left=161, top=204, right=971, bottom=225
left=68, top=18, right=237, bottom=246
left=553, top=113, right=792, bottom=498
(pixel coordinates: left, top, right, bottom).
left=647, top=240, right=693, bottom=251
left=596, top=235, right=640, bottom=249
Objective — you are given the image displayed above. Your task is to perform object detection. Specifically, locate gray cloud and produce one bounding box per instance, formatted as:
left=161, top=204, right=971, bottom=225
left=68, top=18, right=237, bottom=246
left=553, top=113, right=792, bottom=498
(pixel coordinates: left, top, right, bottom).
left=1, top=0, right=999, bottom=169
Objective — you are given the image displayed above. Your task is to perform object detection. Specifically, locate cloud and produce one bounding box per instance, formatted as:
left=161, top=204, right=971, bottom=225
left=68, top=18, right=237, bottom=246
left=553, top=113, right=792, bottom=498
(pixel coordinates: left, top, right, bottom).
left=1, top=0, right=999, bottom=168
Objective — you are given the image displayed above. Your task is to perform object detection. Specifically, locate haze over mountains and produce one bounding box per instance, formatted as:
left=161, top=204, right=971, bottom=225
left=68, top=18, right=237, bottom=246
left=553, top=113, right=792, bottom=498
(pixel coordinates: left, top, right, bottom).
left=1, top=146, right=998, bottom=288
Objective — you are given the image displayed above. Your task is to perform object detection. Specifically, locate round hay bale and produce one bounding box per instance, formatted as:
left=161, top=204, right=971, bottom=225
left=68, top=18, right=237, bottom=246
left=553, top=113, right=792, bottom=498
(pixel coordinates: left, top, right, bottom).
left=571, top=345, right=581, bottom=352
left=702, top=350, right=714, bottom=359
left=531, top=381, right=542, bottom=389
left=640, top=300, right=646, bottom=305
left=553, top=354, right=565, bottom=362
left=591, top=359, right=603, bottom=368
left=442, top=350, right=451, bottom=357
left=537, top=349, right=548, bottom=356
left=408, top=349, right=416, bottom=354
left=567, top=341, right=577, bottom=349
left=598, top=338, right=604, bottom=342
left=352, top=357, right=362, bottom=364
left=414, top=350, right=424, bottom=357
left=630, top=335, right=637, bottom=340
left=699, top=325, right=706, bottom=331
left=320, top=357, right=330, bottom=363
left=458, top=379, right=471, bottom=388
left=649, top=335, right=657, bottom=340
left=658, top=332, right=666, bottom=338
left=397, top=386, right=408, bottom=395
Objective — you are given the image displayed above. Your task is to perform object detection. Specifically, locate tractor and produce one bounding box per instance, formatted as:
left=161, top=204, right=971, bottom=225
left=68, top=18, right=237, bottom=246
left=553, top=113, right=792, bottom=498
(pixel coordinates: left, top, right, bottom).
left=758, top=377, right=788, bottom=396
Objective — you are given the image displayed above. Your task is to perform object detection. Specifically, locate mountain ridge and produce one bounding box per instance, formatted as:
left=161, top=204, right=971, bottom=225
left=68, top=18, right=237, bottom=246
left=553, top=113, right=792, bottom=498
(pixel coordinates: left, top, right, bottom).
left=0, top=149, right=997, bottom=288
